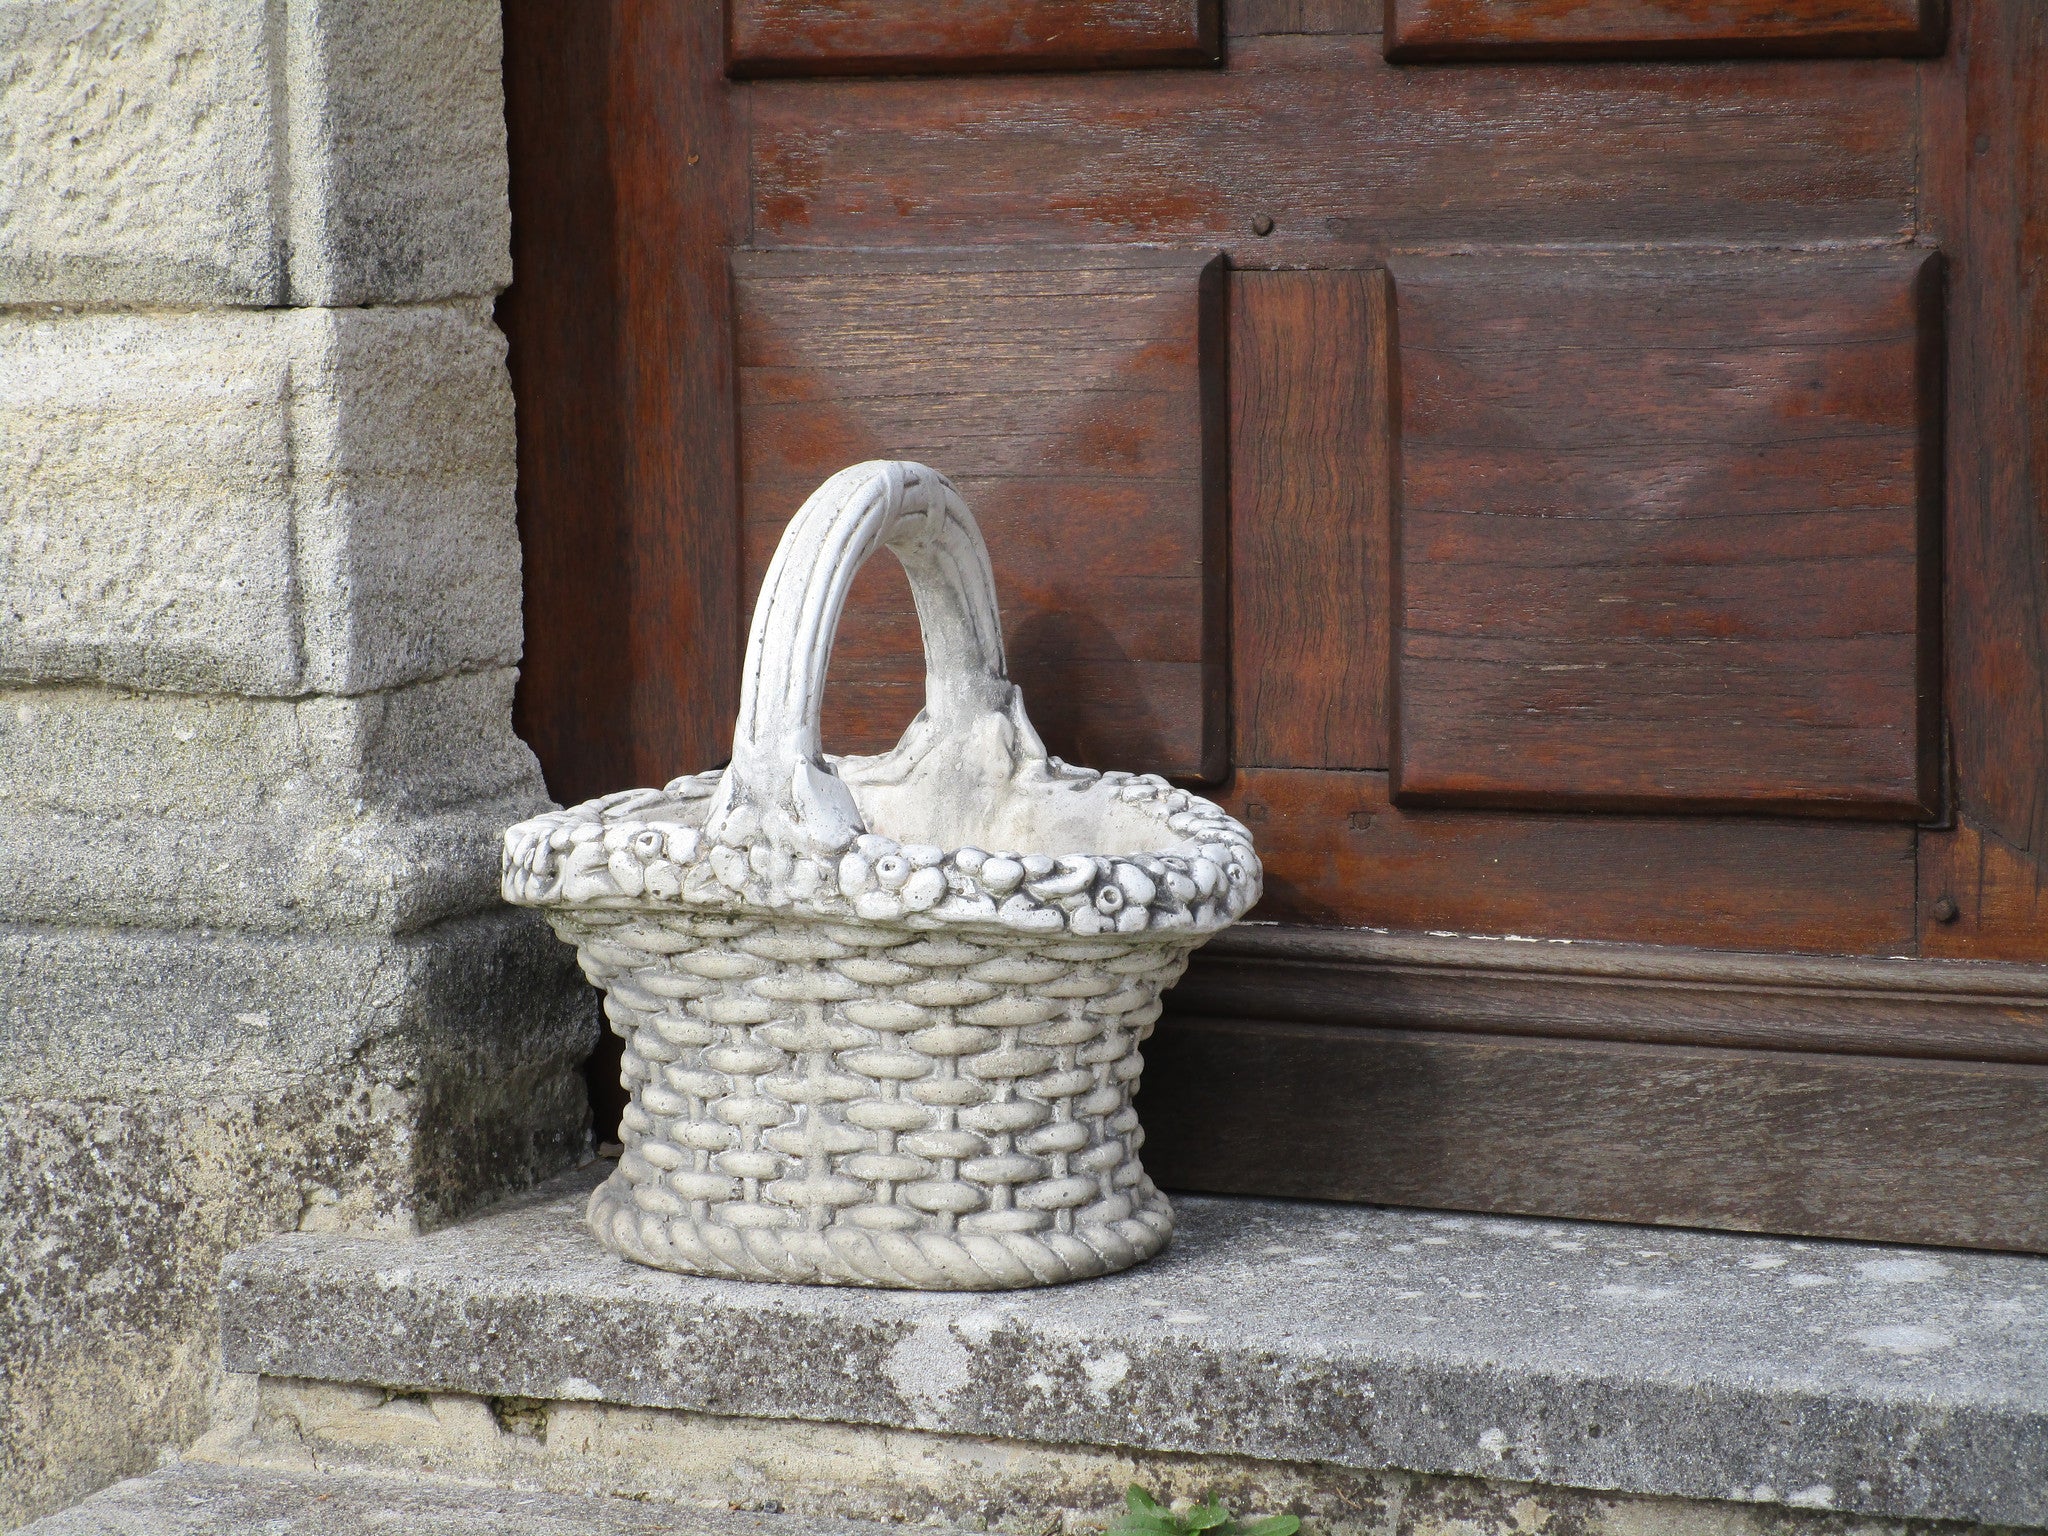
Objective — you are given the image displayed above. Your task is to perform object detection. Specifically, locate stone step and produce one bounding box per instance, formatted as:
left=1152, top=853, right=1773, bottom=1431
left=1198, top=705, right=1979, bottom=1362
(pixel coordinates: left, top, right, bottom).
left=16, top=1459, right=947, bottom=1536
left=212, top=1164, right=2048, bottom=1535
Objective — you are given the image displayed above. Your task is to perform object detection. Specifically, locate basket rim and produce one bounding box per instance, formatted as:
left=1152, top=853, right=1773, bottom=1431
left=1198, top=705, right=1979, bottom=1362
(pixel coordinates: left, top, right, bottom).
left=503, top=759, right=1260, bottom=942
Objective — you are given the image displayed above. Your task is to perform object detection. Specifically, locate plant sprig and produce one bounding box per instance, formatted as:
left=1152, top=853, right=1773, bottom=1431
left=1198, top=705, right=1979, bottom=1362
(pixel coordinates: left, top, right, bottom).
left=1103, top=1485, right=1300, bottom=1536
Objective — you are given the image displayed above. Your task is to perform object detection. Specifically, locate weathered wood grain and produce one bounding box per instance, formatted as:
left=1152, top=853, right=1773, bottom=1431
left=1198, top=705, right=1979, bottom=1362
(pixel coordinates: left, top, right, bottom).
left=728, top=0, right=1219, bottom=75
left=749, top=36, right=1917, bottom=255
left=505, top=0, right=749, bottom=1140
left=1180, top=924, right=2048, bottom=1063
left=1384, top=0, right=1945, bottom=61
left=501, top=1, right=626, bottom=808
left=1219, top=768, right=1917, bottom=954
left=507, top=0, right=2048, bottom=1238
left=1389, top=249, right=1943, bottom=818
left=1140, top=1016, right=2048, bottom=1250
left=1203, top=921, right=2048, bottom=995
left=1235, top=0, right=1379, bottom=32
left=1920, top=822, right=2048, bottom=963
left=1922, top=0, right=2048, bottom=957
left=734, top=249, right=1228, bottom=780
left=1230, top=269, right=1391, bottom=769
left=607, top=2, right=747, bottom=793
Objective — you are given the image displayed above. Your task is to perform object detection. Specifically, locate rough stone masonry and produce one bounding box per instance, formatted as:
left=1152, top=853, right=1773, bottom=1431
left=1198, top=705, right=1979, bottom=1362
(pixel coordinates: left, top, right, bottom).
left=0, top=2, right=597, bottom=1524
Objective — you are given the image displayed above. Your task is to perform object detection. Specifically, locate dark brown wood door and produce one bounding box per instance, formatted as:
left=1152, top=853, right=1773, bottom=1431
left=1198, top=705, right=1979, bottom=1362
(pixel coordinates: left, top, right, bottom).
left=502, top=0, right=2048, bottom=1250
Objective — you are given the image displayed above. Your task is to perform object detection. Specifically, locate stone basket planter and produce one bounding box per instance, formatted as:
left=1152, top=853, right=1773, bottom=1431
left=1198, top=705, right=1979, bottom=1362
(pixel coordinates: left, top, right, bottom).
left=503, top=460, right=1261, bottom=1289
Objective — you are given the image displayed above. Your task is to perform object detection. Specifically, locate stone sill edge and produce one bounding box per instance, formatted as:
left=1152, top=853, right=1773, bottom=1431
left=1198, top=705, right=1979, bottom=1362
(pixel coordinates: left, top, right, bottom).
left=220, top=1357, right=2047, bottom=1535
left=217, top=1176, right=2048, bottom=1533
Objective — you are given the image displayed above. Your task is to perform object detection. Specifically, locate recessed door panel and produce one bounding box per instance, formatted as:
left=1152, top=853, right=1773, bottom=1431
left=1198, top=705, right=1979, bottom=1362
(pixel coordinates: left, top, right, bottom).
left=1384, top=0, right=1945, bottom=61
left=1390, top=248, right=1943, bottom=818
left=734, top=248, right=1227, bottom=780
left=728, top=0, right=1219, bottom=75
left=1230, top=269, right=1393, bottom=771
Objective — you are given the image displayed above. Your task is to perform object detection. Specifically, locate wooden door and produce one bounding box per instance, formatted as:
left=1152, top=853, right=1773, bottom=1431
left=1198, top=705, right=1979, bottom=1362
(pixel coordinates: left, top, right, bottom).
left=501, top=0, right=2048, bottom=1250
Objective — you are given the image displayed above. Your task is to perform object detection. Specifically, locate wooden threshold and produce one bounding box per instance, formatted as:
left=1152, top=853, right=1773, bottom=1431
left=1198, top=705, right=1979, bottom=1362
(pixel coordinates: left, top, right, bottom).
left=1145, top=926, right=2048, bottom=1250
left=1179, top=923, right=2048, bottom=1062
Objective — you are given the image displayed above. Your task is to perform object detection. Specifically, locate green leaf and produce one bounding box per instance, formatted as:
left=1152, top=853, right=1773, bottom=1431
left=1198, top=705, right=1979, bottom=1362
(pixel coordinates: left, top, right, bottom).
left=1183, top=1503, right=1231, bottom=1531
left=1126, top=1488, right=1165, bottom=1517
left=1238, top=1517, right=1300, bottom=1536
left=1107, top=1513, right=1178, bottom=1536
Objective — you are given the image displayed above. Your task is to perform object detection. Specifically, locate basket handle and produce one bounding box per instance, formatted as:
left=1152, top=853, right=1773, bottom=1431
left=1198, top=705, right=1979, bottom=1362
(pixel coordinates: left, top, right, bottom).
left=703, top=460, right=1023, bottom=855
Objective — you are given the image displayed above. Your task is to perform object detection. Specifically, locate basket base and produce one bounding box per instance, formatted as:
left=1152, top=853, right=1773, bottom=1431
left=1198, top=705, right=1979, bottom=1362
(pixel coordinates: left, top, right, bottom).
left=587, top=1171, right=1174, bottom=1290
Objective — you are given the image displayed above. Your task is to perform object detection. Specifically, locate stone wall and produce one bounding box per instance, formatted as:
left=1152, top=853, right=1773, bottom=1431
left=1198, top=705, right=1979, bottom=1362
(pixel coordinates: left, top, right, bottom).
left=0, top=2, right=597, bottom=1524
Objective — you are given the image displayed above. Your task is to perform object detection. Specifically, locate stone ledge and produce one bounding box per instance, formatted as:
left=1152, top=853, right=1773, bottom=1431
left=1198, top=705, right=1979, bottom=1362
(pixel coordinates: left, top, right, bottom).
left=0, top=909, right=593, bottom=1114
left=221, top=1168, right=2048, bottom=1532
left=197, top=1375, right=2007, bottom=1536
left=0, top=672, right=546, bottom=934
left=16, top=1459, right=900, bottom=1536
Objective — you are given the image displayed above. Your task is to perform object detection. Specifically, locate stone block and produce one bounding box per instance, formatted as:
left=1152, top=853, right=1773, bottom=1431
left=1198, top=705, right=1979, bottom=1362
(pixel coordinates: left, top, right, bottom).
left=0, top=0, right=509, bottom=307
left=194, top=1381, right=1998, bottom=1536
left=283, top=0, right=513, bottom=307
left=0, top=911, right=599, bottom=1527
left=0, top=306, right=300, bottom=692
left=19, top=1462, right=924, bottom=1536
left=0, top=670, right=547, bottom=933
left=0, top=301, right=521, bottom=697
left=0, top=0, right=282, bottom=306
left=290, top=299, right=524, bottom=693
left=223, top=1170, right=2048, bottom=1531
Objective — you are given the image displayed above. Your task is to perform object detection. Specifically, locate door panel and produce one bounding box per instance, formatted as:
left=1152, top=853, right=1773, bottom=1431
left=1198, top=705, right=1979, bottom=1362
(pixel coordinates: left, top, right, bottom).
left=727, top=0, right=1220, bottom=75
left=1923, top=0, right=2048, bottom=957
left=748, top=40, right=1916, bottom=252
left=1390, top=249, right=1943, bottom=817
left=1384, top=0, right=1945, bottom=62
left=501, top=0, right=2048, bottom=1248
left=1221, top=767, right=1917, bottom=953
left=1230, top=269, right=1393, bottom=770
left=1143, top=1017, right=2048, bottom=1251
left=734, top=248, right=1227, bottom=779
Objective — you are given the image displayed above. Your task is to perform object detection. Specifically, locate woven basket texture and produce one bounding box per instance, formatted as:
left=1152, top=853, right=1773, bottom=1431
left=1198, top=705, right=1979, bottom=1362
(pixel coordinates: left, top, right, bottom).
left=570, top=909, right=1182, bottom=1289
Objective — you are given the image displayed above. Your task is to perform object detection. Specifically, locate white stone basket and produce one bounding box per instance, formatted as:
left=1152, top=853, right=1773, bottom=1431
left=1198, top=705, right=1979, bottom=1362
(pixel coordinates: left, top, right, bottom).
left=504, top=460, right=1262, bottom=1289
